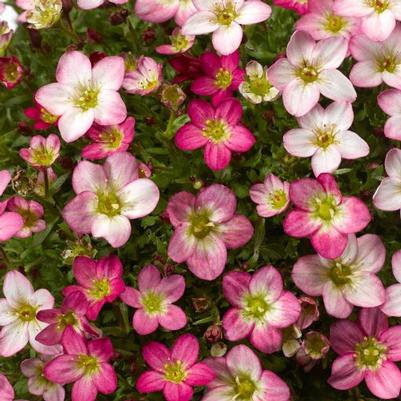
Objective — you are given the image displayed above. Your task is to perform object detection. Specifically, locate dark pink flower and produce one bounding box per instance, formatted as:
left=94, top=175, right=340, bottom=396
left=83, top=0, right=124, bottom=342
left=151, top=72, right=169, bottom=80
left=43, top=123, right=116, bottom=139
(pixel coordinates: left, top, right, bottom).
left=24, top=101, right=58, bottom=130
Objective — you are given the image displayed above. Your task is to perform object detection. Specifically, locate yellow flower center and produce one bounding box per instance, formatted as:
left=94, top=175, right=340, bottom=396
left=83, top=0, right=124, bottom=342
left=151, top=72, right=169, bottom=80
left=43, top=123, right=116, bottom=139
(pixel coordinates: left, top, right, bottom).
left=234, top=374, right=258, bottom=401
left=202, top=119, right=231, bottom=143
left=101, top=127, right=124, bottom=150
left=171, top=34, right=189, bottom=51
left=377, top=54, right=398, bottom=73
left=164, top=361, right=187, bottom=384
left=96, top=191, right=122, bottom=217
left=214, top=2, right=238, bottom=26
left=74, top=86, right=100, bottom=112
left=324, top=14, right=346, bottom=33
left=242, top=293, right=270, bottom=322
left=328, top=262, right=352, bottom=287
left=88, top=278, right=111, bottom=300
left=141, top=291, right=165, bottom=315
left=40, top=108, right=58, bottom=124
left=367, top=0, right=389, bottom=13
left=314, top=125, right=337, bottom=149
left=310, top=195, right=338, bottom=222
left=355, top=337, right=387, bottom=370
left=268, top=189, right=288, bottom=210
left=16, top=304, right=37, bottom=322
left=77, top=355, right=100, bottom=376
left=215, top=68, right=233, bottom=90
left=297, top=64, right=319, bottom=84
left=189, top=210, right=215, bottom=239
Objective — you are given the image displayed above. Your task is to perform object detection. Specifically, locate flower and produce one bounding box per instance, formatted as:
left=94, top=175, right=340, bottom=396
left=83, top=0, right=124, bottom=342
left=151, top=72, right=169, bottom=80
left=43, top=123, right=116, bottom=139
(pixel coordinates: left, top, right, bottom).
left=17, top=0, right=62, bottom=29
left=170, top=54, right=202, bottom=83
left=239, top=61, right=279, bottom=104
left=167, top=184, right=254, bottom=280
left=175, top=98, right=255, bottom=171
left=329, top=308, right=401, bottom=399
left=156, top=28, right=195, bottom=55
left=44, top=336, right=117, bottom=401
left=182, top=0, right=272, bottom=55
left=296, top=331, right=330, bottom=372
left=24, top=101, right=58, bottom=130
left=334, top=0, right=401, bottom=42
left=283, top=102, right=369, bottom=177
left=62, top=152, right=160, bottom=248
left=349, top=25, right=401, bottom=89
left=120, top=264, right=187, bottom=335
left=273, top=0, right=309, bottom=14
left=122, top=56, right=163, bottom=96
left=284, top=173, right=371, bottom=259
left=0, top=21, right=13, bottom=56
left=77, top=0, right=127, bottom=11
left=373, top=148, right=401, bottom=211
left=36, top=51, right=127, bottom=143
left=0, top=373, right=28, bottom=401
left=0, top=56, right=24, bottom=89
left=81, top=117, right=135, bottom=160
left=249, top=173, right=290, bottom=218
left=21, top=356, right=65, bottom=401
left=0, top=270, right=60, bottom=356
left=296, top=296, right=320, bottom=330
left=222, top=265, right=300, bottom=353
left=6, top=196, right=46, bottom=238
left=63, top=255, right=125, bottom=320
left=268, top=31, right=356, bottom=117
left=202, top=344, right=291, bottom=401
left=191, top=51, right=244, bottom=106
left=292, top=234, right=386, bottom=318
left=381, top=250, right=401, bottom=316
left=377, top=89, right=401, bottom=140
left=161, top=84, right=187, bottom=111
left=296, top=0, right=360, bottom=41
left=136, top=334, right=215, bottom=401
left=19, top=134, right=60, bottom=168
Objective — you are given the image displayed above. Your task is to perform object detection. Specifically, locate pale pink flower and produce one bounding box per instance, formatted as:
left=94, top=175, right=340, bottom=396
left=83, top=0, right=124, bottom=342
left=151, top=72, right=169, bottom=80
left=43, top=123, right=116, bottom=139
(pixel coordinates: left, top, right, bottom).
left=136, top=334, right=215, bottom=401
left=381, top=250, right=401, bottom=316
left=329, top=308, right=401, bottom=399
left=296, top=331, right=330, bottom=372
left=268, top=31, right=356, bottom=117
left=36, top=51, right=127, bottom=143
left=334, top=0, right=401, bottom=42
left=0, top=270, right=60, bottom=356
left=175, top=98, right=255, bottom=171
left=296, top=296, right=320, bottom=330
left=19, top=134, right=60, bottom=168
left=284, top=173, right=371, bottom=259
left=222, top=265, right=300, bottom=353
left=0, top=373, right=28, bottom=401
left=273, top=0, right=309, bottom=14
left=77, top=0, right=127, bottom=10
left=167, top=184, right=254, bottom=280
left=283, top=102, right=369, bottom=176
left=62, top=152, right=160, bottom=248
left=203, top=344, right=290, bottom=401
left=249, top=173, right=290, bottom=218
left=292, top=234, right=386, bottom=318
left=182, top=0, right=272, bottom=55
left=120, top=264, right=186, bottom=335
left=377, top=88, right=401, bottom=140
left=156, top=28, right=195, bottom=55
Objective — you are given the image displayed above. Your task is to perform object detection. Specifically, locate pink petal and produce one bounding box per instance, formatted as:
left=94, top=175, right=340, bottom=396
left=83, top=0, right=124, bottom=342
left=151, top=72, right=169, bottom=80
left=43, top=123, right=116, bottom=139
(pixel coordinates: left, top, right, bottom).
left=136, top=371, right=165, bottom=393
left=350, top=61, right=382, bottom=87
left=361, top=10, right=395, bottom=42
left=215, top=98, right=242, bottom=126
left=175, top=124, right=208, bottom=150
left=336, top=130, right=370, bottom=159
left=381, top=284, right=401, bottom=316
left=104, top=152, right=139, bottom=190
left=249, top=265, right=283, bottom=302
left=250, top=324, right=283, bottom=354
left=343, top=274, right=385, bottom=308
left=359, top=307, right=388, bottom=337
left=0, top=170, right=11, bottom=196
left=167, top=191, right=195, bottom=227
left=212, top=23, right=243, bottom=56
left=72, top=256, right=97, bottom=287
left=3, top=270, right=34, bottom=307
left=220, top=215, right=253, bottom=249
left=204, top=142, right=232, bottom=171
left=133, top=309, right=159, bottom=335
left=267, top=58, right=296, bottom=91
left=0, top=212, right=24, bottom=241
left=58, top=109, right=95, bottom=143
left=92, top=363, right=117, bottom=394
left=62, top=328, right=87, bottom=354
left=283, top=79, right=320, bottom=117
left=56, top=51, right=91, bottom=85
left=292, top=255, right=328, bottom=296
left=365, top=361, right=401, bottom=399
left=0, top=320, right=29, bottom=357
left=283, top=128, right=317, bottom=157
left=44, top=355, right=83, bottom=384
left=373, top=178, right=401, bottom=211
left=330, top=320, right=364, bottom=354
left=286, top=31, right=315, bottom=66
left=168, top=225, right=196, bottom=263
left=225, top=125, right=255, bottom=152
left=94, top=90, right=127, bottom=126
left=236, top=1, right=271, bottom=24
left=62, top=192, right=97, bottom=234
left=92, top=56, right=125, bottom=90
left=163, top=382, right=193, bottom=401
left=318, top=69, right=357, bottom=103
left=288, top=177, right=324, bottom=210
left=378, top=89, right=401, bottom=116
left=222, top=271, right=251, bottom=307
left=35, top=83, right=73, bottom=116
left=142, top=341, right=171, bottom=372
left=311, top=228, right=348, bottom=259
left=88, top=337, right=114, bottom=362
left=182, top=11, right=219, bottom=35
left=223, top=307, right=253, bottom=341
left=0, top=299, right=17, bottom=326
left=333, top=196, right=371, bottom=233
left=71, top=377, right=97, bottom=401
left=187, top=99, right=214, bottom=128
left=171, top=333, right=199, bottom=367
left=120, top=287, right=141, bottom=308
left=328, top=354, right=364, bottom=390
left=380, top=326, right=401, bottom=362
left=72, top=160, right=107, bottom=194
left=322, top=281, right=353, bottom=318
left=156, top=275, right=185, bottom=303
left=186, top=362, right=215, bottom=386
left=393, top=250, right=401, bottom=283
left=226, top=344, right=261, bottom=380
left=268, top=291, right=301, bottom=328
left=283, top=210, right=320, bottom=237
left=158, top=305, right=187, bottom=331
left=91, top=214, right=131, bottom=248
left=259, top=370, right=291, bottom=401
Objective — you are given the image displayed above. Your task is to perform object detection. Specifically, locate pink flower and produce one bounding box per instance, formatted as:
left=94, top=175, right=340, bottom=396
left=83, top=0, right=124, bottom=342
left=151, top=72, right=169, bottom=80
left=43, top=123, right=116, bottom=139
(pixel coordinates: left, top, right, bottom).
left=296, top=331, right=330, bottom=372
left=81, top=117, right=135, bottom=160
left=62, top=152, right=160, bottom=248
left=283, top=102, right=369, bottom=177
left=0, top=55, right=24, bottom=89
left=123, top=56, right=163, bottom=96
left=296, top=296, right=320, bottom=330
left=120, top=264, right=186, bottom=335
left=36, top=51, right=127, bottom=143
left=0, top=270, right=60, bottom=356
left=191, top=51, right=244, bottom=106
left=329, top=308, right=401, bottom=399
left=350, top=26, right=401, bottom=89
left=156, top=28, right=195, bottom=55
left=381, top=250, right=401, bottom=316
left=373, top=148, right=401, bottom=211
left=292, top=234, right=386, bottom=318
left=222, top=265, right=300, bottom=353
left=24, top=101, right=58, bottom=130
left=44, top=336, right=117, bottom=401
left=6, top=196, right=46, bottom=238
left=250, top=173, right=290, bottom=218
left=284, top=173, right=371, bottom=259
left=377, top=89, right=401, bottom=140
left=203, top=344, right=291, bottom=401
left=334, top=0, right=401, bottom=42
left=273, top=0, right=309, bottom=14
left=175, top=98, right=255, bottom=171
left=21, top=356, right=65, bottom=401
left=182, top=0, right=272, bottom=55
left=136, top=334, right=215, bottom=401
left=268, top=31, right=356, bottom=117
left=19, top=134, right=60, bottom=167
left=77, top=0, right=127, bottom=10
left=167, top=184, right=254, bottom=280
left=63, top=255, right=125, bottom=320
left=0, top=373, right=28, bottom=401
left=296, top=0, right=360, bottom=41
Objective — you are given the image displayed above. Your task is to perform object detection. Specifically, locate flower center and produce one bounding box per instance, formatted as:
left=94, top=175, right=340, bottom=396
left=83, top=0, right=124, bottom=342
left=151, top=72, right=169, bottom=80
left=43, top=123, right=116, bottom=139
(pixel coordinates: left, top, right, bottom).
left=189, top=210, right=215, bottom=239
left=40, top=107, right=58, bottom=124
left=367, top=0, right=389, bottom=12
left=141, top=291, right=165, bottom=315
left=248, top=76, right=272, bottom=96
left=16, top=304, right=37, bottom=322
left=88, top=278, right=111, bottom=300
left=268, top=189, right=287, bottom=210
left=214, top=2, right=238, bottom=26
left=101, top=127, right=124, bottom=150
left=171, top=34, right=189, bottom=51
left=234, top=374, right=257, bottom=401
left=17, top=207, right=39, bottom=228
left=328, top=262, right=352, bottom=287
left=74, top=85, right=99, bottom=112
left=304, top=332, right=328, bottom=359
left=377, top=54, right=398, bottom=73
left=26, top=0, right=62, bottom=29
left=242, top=293, right=270, bottom=322
left=57, top=311, right=79, bottom=330
left=297, top=64, right=319, bottom=84
left=215, top=68, right=233, bottom=90
left=202, top=119, right=231, bottom=144
left=355, top=337, right=387, bottom=370
left=96, top=191, right=122, bottom=217
left=77, top=355, right=100, bottom=376
left=164, top=361, right=187, bottom=384
left=324, top=14, right=346, bottom=33
left=314, top=125, right=337, bottom=149
left=311, top=195, right=338, bottom=222
left=4, top=63, right=19, bottom=83
left=31, top=146, right=57, bottom=167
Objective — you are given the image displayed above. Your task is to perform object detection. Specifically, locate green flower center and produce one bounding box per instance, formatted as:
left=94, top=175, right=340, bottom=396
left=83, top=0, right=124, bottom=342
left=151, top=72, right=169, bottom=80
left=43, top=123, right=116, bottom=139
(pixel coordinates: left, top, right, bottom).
left=297, top=64, right=319, bottom=84
left=202, top=119, right=231, bottom=143
left=171, top=34, right=189, bottom=51
left=377, top=54, right=398, bottom=73
left=367, top=0, right=389, bottom=12
left=268, top=189, right=288, bottom=210
left=355, top=337, right=387, bottom=370
left=16, top=304, right=37, bottom=322
left=188, top=210, right=215, bottom=239
left=77, top=355, right=100, bottom=376
left=74, top=86, right=100, bottom=112
left=164, top=361, right=187, bottom=384
left=40, top=108, right=58, bottom=124
left=242, top=293, right=270, bottom=322
left=96, top=191, right=122, bottom=217
left=88, top=278, right=111, bottom=300
left=215, top=68, right=233, bottom=90
left=57, top=311, right=78, bottom=330
left=141, top=291, right=164, bottom=315
left=314, top=125, right=337, bottom=149
left=328, top=262, right=352, bottom=287
left=31, top=147, right=57, bottom=167
left=214, top=2, right=238, bottom=26
left=304, top=332, right=328, bottom=359
left=26, top=0, right=62, bottom=29
left=234, top=375, right=257, bottom=401
left=17, top=208, right=38, bottom=228
left=4, top=63, right=19, bottom=83
left=311, top=195, right=338, bottom=222
left=248, top=76, right=272, bottom=96
left=101, top=127, right=124, bottom=150
left=324, top=14, right=346, bottom=33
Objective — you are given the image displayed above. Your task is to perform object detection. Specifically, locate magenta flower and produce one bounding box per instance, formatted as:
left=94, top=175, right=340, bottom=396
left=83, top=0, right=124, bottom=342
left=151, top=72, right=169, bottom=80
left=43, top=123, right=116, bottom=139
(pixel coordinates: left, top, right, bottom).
left=191, top=51, right=244, bottom=106
left=377, top=89, right=401, bottom=141
left=381, top=250, right=401, bottom=316
left=0, top=56, right=24, bottom=90
left=273, top=0, right=309, bottom=14
left=203, top=344, right=290, bottom=401
left=63, top=255, right=125, bottom=321
left=81, top=116, right=135, bottom=160
left=292, top=234, right=386, bottom=318
left=329, top=308, right=401, bottom=399
left=62, top=152, right=160, bottom=248
left=136, top=334, right=215, bottom=401
left=120, top=264, right=186, bottom=335
left=175, top=98, right=255, bottom=171
left=19, top=134, right=60, bottom=168
left=44, top=336, right=117, bottom=401
left=24, top=101, right=58, bottom=130
left=167, top=184, right=254, bottom=280
left=284, top=173, right=371, bottom=259
left=222, top=265, right=300, bottom=353
left=36, top=51, right=127, bottom=142
left=156, top=28, right=195, bottom=55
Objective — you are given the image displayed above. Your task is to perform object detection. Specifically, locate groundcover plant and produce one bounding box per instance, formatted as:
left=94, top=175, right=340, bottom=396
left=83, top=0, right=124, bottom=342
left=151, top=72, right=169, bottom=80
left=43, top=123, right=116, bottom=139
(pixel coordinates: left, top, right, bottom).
left=2, top=0, right=401, bottom=400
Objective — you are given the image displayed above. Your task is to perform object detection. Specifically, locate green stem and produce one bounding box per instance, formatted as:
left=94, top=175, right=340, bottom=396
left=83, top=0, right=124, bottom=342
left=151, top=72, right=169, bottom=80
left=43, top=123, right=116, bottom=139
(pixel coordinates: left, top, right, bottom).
left=161, top=111, right=176, bottom=140
left=44, top=167, right=49, bottom=199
